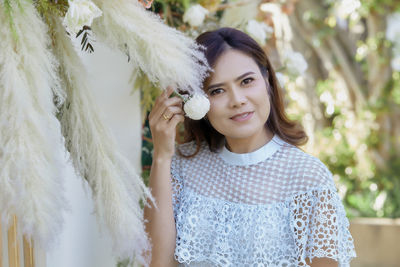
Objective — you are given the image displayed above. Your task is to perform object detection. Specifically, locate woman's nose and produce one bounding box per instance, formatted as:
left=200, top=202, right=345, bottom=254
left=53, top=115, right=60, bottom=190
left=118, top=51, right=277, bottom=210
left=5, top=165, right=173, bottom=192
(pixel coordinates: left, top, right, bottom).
left=229, top=87, right=247, bottom=108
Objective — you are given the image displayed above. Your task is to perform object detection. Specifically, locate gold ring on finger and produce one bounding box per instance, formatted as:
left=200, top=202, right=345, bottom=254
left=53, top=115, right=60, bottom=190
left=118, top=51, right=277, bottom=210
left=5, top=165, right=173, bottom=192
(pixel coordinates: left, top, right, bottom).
left=163, top=113, right=171, bottom=120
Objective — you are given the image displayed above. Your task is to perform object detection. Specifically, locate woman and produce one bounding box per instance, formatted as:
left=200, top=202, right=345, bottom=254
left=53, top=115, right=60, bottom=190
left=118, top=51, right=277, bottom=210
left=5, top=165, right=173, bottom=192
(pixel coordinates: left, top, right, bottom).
left=143, top=27, right=356, bottom=267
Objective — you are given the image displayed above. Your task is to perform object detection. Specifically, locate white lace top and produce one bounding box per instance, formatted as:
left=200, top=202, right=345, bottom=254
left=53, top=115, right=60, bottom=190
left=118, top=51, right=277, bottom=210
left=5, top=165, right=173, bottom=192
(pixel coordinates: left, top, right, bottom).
left=170, top=135, right=356, bottom=267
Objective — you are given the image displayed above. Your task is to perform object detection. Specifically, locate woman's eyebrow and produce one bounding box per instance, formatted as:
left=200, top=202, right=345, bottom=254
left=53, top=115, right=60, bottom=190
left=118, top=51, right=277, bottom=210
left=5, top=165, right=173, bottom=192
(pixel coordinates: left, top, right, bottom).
left=207, top=71, right=255, bottom=90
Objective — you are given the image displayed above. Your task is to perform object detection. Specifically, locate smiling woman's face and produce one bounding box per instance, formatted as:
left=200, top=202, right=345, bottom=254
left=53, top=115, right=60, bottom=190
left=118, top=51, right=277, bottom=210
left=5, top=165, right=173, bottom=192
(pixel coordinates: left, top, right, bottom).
left=205, top=49, right=272, bottom=150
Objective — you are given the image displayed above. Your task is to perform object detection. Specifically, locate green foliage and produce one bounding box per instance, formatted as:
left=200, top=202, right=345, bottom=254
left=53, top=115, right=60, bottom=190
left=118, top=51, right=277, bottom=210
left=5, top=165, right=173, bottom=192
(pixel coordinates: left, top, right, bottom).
left=131, top=69, right=163, bottom=123
left=378, top=156, right=400, bottom=217
left=141, top=120, right=153, bottom=187
left=116, top=258, right=132, bottom=267
left=298, top=0, right=400, bottom=219
left=3, top=0, right=20, bottom=41
left=359, top=0, right=400, bottom=14
left=150, top=0, right=188, bottom=27
left=35, top=0, right=69, bottom=23
left=391, top=73, right=400, bottom=105
left=316, top=76, right=400, bottom=218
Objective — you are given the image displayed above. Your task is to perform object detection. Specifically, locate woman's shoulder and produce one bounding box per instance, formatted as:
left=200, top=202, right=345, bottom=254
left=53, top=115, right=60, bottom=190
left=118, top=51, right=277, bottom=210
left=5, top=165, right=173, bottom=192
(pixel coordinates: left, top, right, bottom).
left=174, top=140, right=210, bottom=159
left=175, top=140, right=197, bottom=153
left=279, top=142, right=334, bottom=188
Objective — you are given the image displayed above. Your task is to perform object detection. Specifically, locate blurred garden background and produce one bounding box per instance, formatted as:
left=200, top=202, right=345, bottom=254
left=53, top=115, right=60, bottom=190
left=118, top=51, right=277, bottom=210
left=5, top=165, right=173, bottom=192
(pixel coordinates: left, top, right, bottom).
left=141, top=0, right=400, bottom=220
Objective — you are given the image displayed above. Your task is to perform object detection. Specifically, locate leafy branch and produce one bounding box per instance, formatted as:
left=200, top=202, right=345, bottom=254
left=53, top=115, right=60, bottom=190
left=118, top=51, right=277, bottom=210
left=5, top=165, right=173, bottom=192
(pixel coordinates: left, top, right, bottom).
left=76, top=25, right=94, bottom=53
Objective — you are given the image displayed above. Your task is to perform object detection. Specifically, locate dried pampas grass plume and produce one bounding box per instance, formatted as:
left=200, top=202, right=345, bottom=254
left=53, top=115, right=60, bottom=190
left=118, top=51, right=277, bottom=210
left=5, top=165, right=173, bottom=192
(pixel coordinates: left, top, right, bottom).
left=50, top=14, right=154, bottom=265
left=91, top=0, right=210, bottom=94
left=0, top=0, right=67, bottom=248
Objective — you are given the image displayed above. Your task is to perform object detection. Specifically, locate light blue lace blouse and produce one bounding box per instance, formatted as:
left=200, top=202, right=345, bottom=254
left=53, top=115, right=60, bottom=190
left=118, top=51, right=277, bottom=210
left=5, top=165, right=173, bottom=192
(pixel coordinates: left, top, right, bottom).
left=170, top=135, right=356, bottom=267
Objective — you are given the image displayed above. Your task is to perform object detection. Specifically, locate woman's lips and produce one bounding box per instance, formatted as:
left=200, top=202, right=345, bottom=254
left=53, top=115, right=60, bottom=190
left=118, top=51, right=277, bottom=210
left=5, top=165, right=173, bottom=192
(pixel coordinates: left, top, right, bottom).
left=230, top=111, right=254, bottom=122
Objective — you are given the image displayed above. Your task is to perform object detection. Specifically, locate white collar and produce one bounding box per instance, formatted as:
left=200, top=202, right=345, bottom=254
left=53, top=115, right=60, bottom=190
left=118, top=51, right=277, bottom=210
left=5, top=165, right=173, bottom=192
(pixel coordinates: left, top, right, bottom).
left=219, top=135, right=284, bottom=166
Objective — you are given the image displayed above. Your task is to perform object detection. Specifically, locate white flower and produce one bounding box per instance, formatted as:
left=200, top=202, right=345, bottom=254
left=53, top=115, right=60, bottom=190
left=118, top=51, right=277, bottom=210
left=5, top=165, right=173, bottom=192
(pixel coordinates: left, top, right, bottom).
left=335, top=0, right=361, bottom=19
left=283, top=51, right=308, bottom=77
left=183, top=4, right=209, bottom=27
left=245, top=19, right=273, bottom=45
left=391, top=55, right=400, bottom=72
left=386, top=12, right=400, bottom=43
left=183, top=93, right=210, bottom=120
left=63, top=0, right=103, bottom=35
left=373, top=191, right=387, bottom=211
left=275, top=72, right=286, bottom=88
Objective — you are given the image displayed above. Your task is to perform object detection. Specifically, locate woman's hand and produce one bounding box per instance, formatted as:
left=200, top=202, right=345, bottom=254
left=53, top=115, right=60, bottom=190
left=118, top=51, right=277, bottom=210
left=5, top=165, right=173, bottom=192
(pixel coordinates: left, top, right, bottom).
left=148, top=86, right=184, bottom=160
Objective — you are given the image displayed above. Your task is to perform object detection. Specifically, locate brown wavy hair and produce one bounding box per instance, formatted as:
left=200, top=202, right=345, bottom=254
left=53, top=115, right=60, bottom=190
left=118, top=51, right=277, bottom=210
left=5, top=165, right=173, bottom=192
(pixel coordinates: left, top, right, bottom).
left=178, top=27, right=307, bottom=157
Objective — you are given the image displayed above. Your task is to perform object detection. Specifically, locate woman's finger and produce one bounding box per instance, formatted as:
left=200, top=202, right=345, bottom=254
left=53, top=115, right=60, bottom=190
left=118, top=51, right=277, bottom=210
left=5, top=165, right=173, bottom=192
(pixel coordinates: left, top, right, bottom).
left=150, top=96, right=183, bottom=122
left=165, top=85, right=174, bottom=97
left=151, top=91, right=166, bottom=116
left=168, top=113, right=185, bottom=129
left=161, top=106, right=184, bottom=120
left=151, top=87, right=172, bottom=112
left=157, top=107, right=184, bottom=128
left=150, top=87, right=180, bottom=118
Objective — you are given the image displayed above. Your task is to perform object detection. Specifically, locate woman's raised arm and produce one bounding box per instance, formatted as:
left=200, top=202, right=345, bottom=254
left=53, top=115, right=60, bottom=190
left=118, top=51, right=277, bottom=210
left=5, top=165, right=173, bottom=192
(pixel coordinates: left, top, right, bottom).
left=143, top=86, right=184, bottom=267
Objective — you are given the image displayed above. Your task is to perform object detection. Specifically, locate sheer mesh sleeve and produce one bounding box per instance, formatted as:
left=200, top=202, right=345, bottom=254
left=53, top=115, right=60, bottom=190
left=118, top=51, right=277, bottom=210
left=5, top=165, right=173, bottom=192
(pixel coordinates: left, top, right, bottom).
left=171, top=153, right=184, bottom=222
left=290, top=187, right=356, bottom=267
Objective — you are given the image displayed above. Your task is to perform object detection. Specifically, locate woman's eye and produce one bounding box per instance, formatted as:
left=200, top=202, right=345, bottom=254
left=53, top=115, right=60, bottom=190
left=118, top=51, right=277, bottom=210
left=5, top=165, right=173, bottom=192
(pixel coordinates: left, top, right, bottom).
left=241, top=77, right=254, bottom=85
left=242, top=77, right=254, bottom=85
left=210, top=88, right=224, bottom=96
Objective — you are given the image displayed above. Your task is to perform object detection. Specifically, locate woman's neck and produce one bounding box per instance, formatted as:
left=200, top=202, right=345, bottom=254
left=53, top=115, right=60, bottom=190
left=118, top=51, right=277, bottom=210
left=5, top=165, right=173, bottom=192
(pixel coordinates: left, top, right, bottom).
left=225, top=127, right=274, bottom=153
